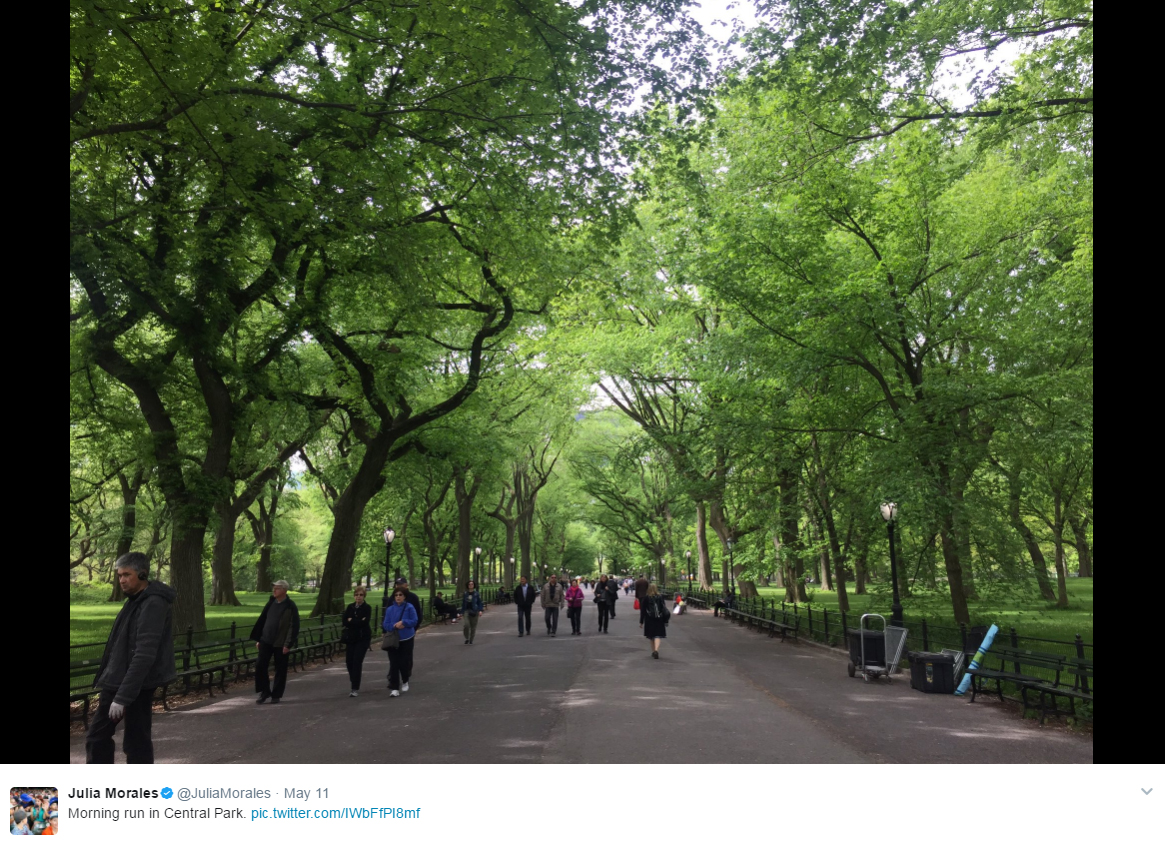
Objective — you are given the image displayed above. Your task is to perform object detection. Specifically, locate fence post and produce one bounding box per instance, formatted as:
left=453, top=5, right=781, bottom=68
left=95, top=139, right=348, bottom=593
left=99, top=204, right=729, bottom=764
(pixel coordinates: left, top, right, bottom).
left=229, top=621, right=237, bottom=663
left=822, top=607, right=830, bottom=645
left=1010, top=627, right=1020, bottom=674
left=807, top=604, right=814, bottom=639
left=921, top=619, right=929, bottom=652
left=959, top=623, right=967, bottom=653
left=1075, top=634, right=1089, bottom=693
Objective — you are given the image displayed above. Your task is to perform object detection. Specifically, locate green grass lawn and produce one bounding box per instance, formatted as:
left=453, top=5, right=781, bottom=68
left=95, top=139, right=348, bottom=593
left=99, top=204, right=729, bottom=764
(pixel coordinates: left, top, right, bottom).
left=701, top=577, right=1093, bottom=646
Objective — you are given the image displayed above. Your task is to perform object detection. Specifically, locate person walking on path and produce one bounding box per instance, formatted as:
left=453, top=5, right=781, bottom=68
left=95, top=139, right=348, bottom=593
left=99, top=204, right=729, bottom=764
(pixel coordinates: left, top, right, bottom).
left=541, top=574, right=564, bottom=636
left=393, top=577, right=423, bottom=627
left=250, top=580, right=300, bottom=705
left=565, top=578, right=585, bottom=635
left=639, top=583, right=670, bottom=659
left=605, top=575, right=620, bottom=618
left=595, top=574, right=613, bottom=633
left=461, top=580, right=484, bottom=644
left=383, top=587, right=419, bottom=696
left=514, top=575, right=537, bottom=636
left=87, top=552, right=176, bottom=764
left=634, top=574, right=649, bottom=602
left=342, top=586, right=373, bottom=696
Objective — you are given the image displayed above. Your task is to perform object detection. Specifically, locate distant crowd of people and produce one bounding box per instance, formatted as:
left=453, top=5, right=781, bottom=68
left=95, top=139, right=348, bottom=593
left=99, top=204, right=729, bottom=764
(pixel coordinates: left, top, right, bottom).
left=10, top=791, right=57, bottom=835
left=85, top=552, right=687, bottom=764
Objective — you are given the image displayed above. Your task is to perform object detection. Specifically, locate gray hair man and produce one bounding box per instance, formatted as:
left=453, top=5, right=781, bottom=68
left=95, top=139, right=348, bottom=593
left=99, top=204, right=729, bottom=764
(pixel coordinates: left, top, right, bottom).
left=87, top=552, right=176, bottom=763
left=249, top=580, right=300, bottom=704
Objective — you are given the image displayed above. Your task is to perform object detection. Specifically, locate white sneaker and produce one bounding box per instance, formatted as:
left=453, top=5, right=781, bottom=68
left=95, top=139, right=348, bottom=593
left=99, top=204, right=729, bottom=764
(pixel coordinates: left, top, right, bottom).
left=390, top=689, right=401, bottom=697
left=401, top=682, right=410, bottom=693
left=349, top=691, right=358, bottom=697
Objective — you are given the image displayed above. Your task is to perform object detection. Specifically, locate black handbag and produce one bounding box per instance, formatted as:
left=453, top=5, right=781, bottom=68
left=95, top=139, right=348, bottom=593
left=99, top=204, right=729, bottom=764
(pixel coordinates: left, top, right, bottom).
left=380, top=630, right=400, bottom=650
left=340, top=627, right=351, bottom=644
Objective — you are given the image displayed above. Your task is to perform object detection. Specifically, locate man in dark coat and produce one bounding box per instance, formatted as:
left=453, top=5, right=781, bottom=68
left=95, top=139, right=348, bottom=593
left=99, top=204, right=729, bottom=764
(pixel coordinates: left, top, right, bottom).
left=87, top=552, right=176, bottom=764
left=605, top=575, right=620, bottom=618
left=513, top=575, right=538, bottom=636
left=250, top=580, right=300, bottom=704
left=634, top=575, right=649, bottom=602
left=393, top=576, right=423, bottom=625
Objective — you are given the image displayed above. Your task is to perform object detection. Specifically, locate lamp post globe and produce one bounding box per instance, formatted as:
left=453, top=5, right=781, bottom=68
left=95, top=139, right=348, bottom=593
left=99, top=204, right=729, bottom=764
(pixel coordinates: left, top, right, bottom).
left=880, top=502, right=903, bottom=627
left=382, top=527, right=396, bottom=608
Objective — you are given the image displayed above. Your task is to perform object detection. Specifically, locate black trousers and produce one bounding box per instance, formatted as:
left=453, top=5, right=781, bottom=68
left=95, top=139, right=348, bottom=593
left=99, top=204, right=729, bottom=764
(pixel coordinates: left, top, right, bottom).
left=609, top=599, right=616, bottom=618
left=86, top=688, right=156, bottom=764
left=517, top=605, right=533, bottom=635
left=597, top=602, right=611, bottom=631
left=567, top=606, right=582, bottom=633
left=386, top=637, right=415, bottom=689
left=256, top=642, right=289, bottom=698
left=544, top=607, right=559, bottom=633
left=345, top=639, right=369, bottom=690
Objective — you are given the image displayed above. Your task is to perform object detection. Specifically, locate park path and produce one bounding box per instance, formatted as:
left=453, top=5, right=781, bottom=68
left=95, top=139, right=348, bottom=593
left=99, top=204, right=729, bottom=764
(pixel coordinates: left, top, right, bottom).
left=69, top=592, right=1091, bottom=764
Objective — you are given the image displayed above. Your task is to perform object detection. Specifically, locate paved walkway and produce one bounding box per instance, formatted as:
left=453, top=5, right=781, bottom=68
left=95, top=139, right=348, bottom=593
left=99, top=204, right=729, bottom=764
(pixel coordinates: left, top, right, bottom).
left=70, top=594, right=1092, bottom=763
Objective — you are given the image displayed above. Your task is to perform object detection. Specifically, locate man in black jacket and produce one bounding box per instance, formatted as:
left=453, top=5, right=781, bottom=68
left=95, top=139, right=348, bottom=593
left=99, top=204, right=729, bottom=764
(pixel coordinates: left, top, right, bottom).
left=605, top=575, right=620, bottom=618
left=393, top=577, right=423, bottom=625
left=513, top=575, right=538, bottom=636
left=250, top=580, right=300, bottom=704
left=87, top=552, right=176, bottom=764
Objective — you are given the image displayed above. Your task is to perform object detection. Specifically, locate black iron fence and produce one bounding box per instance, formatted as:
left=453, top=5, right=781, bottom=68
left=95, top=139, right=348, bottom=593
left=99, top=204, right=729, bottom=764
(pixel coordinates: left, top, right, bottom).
left=671, top=588, right=1092, bottom=689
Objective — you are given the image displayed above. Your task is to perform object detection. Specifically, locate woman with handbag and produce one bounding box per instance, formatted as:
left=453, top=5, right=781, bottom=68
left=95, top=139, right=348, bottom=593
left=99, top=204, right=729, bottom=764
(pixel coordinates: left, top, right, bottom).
left=382, top=587, right=419, bottom=697
left=565, top=577, right=585, bottom=635
left=461, top=580, right=484, bottom=644
left=639, top=583, right=670, bottom=659
left=342, top=586, right=373, bottom=696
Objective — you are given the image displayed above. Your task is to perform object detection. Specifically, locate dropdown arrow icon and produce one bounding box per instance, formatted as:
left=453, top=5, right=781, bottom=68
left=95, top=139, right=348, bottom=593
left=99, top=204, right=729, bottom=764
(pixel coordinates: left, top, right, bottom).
left=1142, top=788, right=1153, bottom=795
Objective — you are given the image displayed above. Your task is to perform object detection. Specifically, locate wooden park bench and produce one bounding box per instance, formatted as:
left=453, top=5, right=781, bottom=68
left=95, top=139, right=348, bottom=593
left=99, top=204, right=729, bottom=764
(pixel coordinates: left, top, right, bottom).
left=1022, top=657, right=1093, bottom=724
left=967, top=645, right=1066, bottom=714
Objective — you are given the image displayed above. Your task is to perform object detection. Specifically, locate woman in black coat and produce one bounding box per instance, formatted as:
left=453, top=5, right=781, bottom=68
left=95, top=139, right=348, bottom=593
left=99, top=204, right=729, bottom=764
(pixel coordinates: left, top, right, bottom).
left=639, top=583, right=670, bottom=659
left=342, top=586, right=373, bottom=696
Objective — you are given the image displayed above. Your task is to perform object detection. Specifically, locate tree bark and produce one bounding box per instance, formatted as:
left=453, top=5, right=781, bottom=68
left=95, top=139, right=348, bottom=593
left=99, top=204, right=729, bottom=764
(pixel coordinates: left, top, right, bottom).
left=695, top=501, right=714, bottom=588
left=938, top=516, right=971, bottom=625
left=109, top=469, right=144, bottom=602
left=1053, top=491, right=1069, bottom=608
left=778, top=468, right=807, bottom=602
left=453, top=466, right=482, bottom=596
left=210, top=501, right=244, bottom=605
left=1000, top=461, right=1055, bottom=600
left=1068, top=513, right=1091, bottom=578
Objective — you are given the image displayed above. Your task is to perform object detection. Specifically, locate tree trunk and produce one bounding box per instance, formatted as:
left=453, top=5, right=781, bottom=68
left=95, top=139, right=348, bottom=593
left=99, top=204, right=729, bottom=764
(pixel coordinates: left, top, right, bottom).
left=1053, top=492, right=1069, bottom=608
left=1002, top=464, right=1055, bottom=600
left=770, top=533, right=785, bottom=587
left=1068, top=514, right=1091, bottom=578
left=453, top=467, right=482, bottom=596
left=209, top=501, right=243, bottom=605
left=109, top=469, right=144, bottom=602
left=169, top=526, right=211, bottom=632
left=853, top=539, right=868, bottom=595
left=695, top=501, right=714, bottom=588
left=778, top=468, right=807, bottom=602
left=938, top=516, right=971, bottom=625
left=312, top=435, right=390, bottom=616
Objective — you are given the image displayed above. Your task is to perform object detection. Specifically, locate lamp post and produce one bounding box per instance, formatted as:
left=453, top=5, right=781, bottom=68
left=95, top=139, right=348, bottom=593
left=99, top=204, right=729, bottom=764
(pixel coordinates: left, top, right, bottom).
left=509, top=557, right=515, bottom=588
left=686, top=550, right=693, bottom=595
left=382, top=527, right=396, bottom=608
left=880, top=501, right=903, bottom=627
left=474, top=546, right=482, bottom=586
